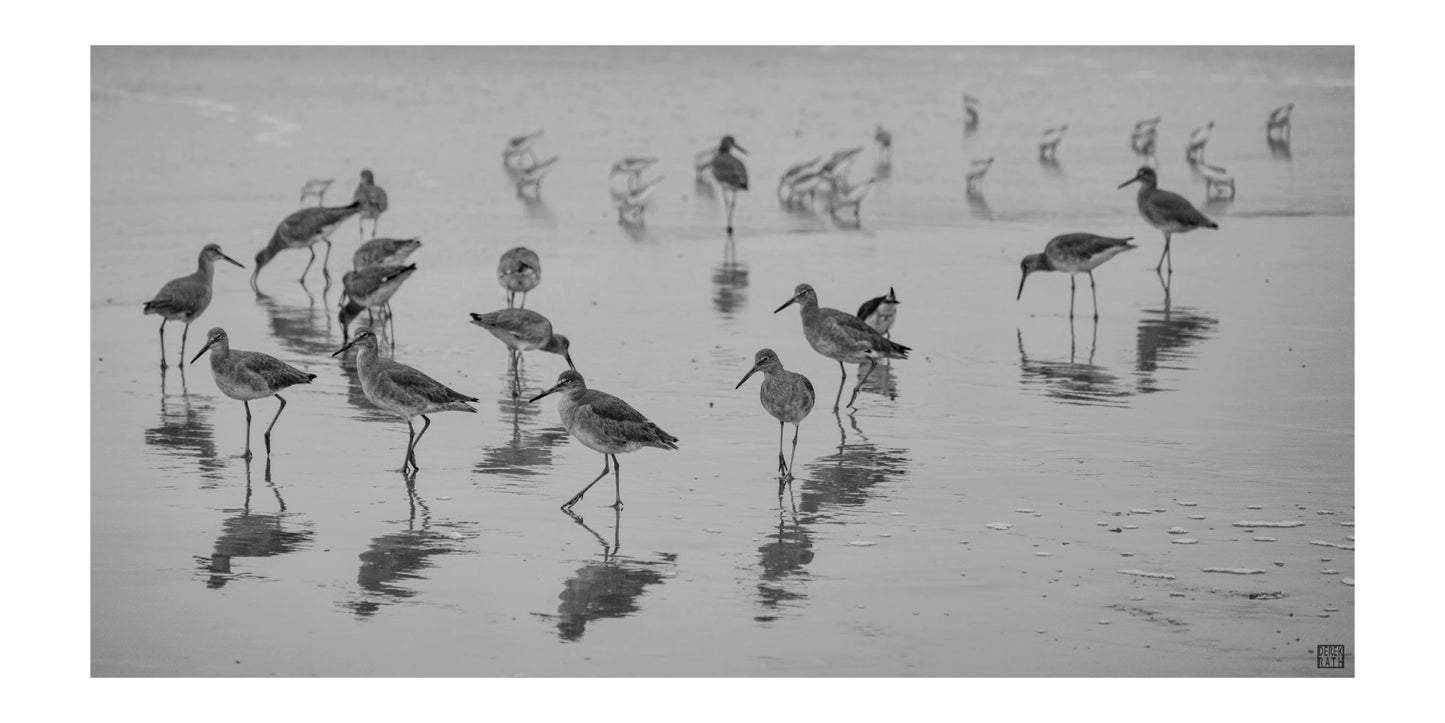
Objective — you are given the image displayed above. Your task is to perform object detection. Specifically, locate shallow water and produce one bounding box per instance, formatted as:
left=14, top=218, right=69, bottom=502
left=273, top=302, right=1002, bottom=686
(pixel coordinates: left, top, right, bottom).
left=92, top=46, right=1354, bottom=676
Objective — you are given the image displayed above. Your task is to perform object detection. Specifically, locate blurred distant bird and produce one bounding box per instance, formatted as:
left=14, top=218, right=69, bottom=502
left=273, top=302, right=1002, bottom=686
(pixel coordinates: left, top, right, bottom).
left=874, top=124, right=893, bottom=165
left=694, top=147, right=718, bottom=182
left=353, top=169, right=389, bottom=240
left=251, top=201, right=362, bottom=290
left=966, top=157, right=994, bottom=194
left=1267, top=103, right=1294, bottom=140
left=144, top=243, right=245, bottom=368
left=339, top=263, right=418, bottom=341
left=610, top=157, right=658, bottom=190
left=299, top=177, right=333, bottom=206
left=1131, top=117, right=1161, bottom=156
left=856, top=287, right=901, bottom=338
left=1119, top=166, right=1218, bottom=274
left=191, top=327, right=315, bottom=459
left=827, top=175, right=876, bottom=221
left=710, top=135, right=749, bottom=236
left=777, top=156, right=822, bottom=203
left=1186, top=121, right=1213, bottom=163
left=530, top=370, right=679, bottom=511
left=1017, top=233, right=1136, bottom=319
left=353, top=237, right=421, bottom=270
left=735, top=348, right=815, bottom=485
left=616, top=174, right=664, bottom=224
left=504, top=130, right=544, bottom=169
left=1039, top=124, right=1068, bottom=161
left=1197, top=162, right=1236, bottom=200
left=497, top=246, right=541, bottom=308
left=963, top=94, right=981, bottom=127
left=515, top=155, right=558, bottom=197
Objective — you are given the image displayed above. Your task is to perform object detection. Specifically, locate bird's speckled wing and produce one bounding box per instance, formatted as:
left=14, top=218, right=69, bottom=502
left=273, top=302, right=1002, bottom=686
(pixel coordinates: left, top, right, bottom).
left=1047, top=233, right=1133, bottom=263
left=1144, top=189, right=1216, bottom=228
left=475, top=309, right=547, bottom=338
left=378, top=363, right=477, bottom=407
left=234, top=350, right=315, bottom=389
left=821, top=308, right=905, bottom=356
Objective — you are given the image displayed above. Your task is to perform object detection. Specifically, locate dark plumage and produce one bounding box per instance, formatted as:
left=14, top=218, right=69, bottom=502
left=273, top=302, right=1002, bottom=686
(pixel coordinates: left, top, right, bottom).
left=1118, top=166, right=1218, bottom=273
left=191, top=327, right=315, bottom=459
left=251, top=201, right=362, bottom=289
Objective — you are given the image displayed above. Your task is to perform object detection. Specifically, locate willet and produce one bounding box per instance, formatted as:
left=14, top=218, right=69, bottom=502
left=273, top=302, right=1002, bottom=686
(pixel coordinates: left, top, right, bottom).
left=340, top=263, right=418, bottom=340
left=299, top=177, right=333, bottom=206
left=143, top=243, right=245, bottom=368
left=353, top=169, right=389, bottom=240
left=1198, top=163, right=1236, bottom=200
left=736, top=349, right=815, bottom=486
left=1267, top=103, right=1294, bottom=140
left=966, top=157, right=995, bottom=194
left=497, top=246, right=541, bottom=308
left=710, top=135, right=748, bottom=235
left=333, top=328, right=477, bottom=472
left=1186, top=121, right=1214, bottom=163
left=775, top=283, right=911, bottom=412
left=615, top=174, right=664, bottom=224
left=469, top=308, right=575, bottom=377
left=777, top=156, right=822, bottom=202
left=530, top=370, right=678, bottom=511
left=353, top=237, right=422, bottom=270
left=610, top=157, right=658, bottom=190
left=515, top=155, right=558, bottom=197
left=251, top=201, right=363, bottom=290
left=856, top=287, right=901, bottom=338
left=1018, top=233, right=1136, bottom=319
left=1039, top=125, right=1068, bottom=161
left=874, top=124, right=893, bottom=165
left=503, top=130, right=544, bottom=169
left=1131, top=117, right=1160, bottom=156
left=827, top=176, right=876, bottom=221
left=191, top=327, right=315, bottom=459
left=1118, top=166, right=1218, bottom=274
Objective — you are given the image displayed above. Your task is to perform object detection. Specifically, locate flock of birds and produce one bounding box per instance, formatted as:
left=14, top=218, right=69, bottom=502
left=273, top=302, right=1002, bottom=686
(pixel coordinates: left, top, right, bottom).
left=141, top=98, right=1295, bottom=510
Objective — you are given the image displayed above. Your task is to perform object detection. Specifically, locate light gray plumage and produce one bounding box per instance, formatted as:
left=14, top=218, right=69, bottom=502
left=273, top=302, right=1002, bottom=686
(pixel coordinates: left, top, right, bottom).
left=251, top=201, right=362, bottom=290
left=469, top=308, right=574, bottom=371
left=1118, top=166, right=1218, bottom=274
left=1018, top=233, right=1137, bottom=319
left=143, top=243, right=244, bottom=368
left=353, top=237, right=421, bottom=270
left=736, top=349, right=815, bottom=486
left=775, top=283, right=910, bottom=413
left=191, top=327, right=315, bottom=459
left=497, top=247, right=541, bottom=308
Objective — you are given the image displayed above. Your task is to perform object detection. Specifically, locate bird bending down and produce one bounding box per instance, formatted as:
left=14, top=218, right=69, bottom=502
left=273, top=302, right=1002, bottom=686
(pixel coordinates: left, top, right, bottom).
left=530, top=370, right=678, bottom=511
left=856, top=287, right=901, bottom=337
left=353, top=169, right=389, bottom=240
left=251, top=201, right=363, bottom=290
left=710, top=135, right=749, bottom=235
left=333, top=328, right=477, bottom=473
left=340, top=263, right=418, bottom=341
left=1018, top=233, right=1136, bottom=319
left=468, top=308, right=575, bottom=374
left=143, top=243, right=245, bottom=368
left=736, top=349, right=815, bottom=488
left=1118, top=166, right=1218, bottom=274
left=775, top=283, right=910, bottom=412
left=497, top=246, right=541, bottom=308
left=191, top=327, right=315, bottom=459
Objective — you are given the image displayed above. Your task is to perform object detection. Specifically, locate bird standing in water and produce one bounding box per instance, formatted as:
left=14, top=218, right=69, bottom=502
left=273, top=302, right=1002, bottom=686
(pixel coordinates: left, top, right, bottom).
left=736, top=349, right=815, bottom=489
left=497, top=246, right=541, bottom=308
left=191, top=327, right=315, bottom=459
left=143, top=243, right=245, bottom=368
left=1118, top=166, right=1218, bottom=274
left=353, top=169, right=389, bottom=240
left=775, top=283, right=910, bottom=412
left=1017, top=233, right=1136, bottom=319
left=710, top=135, right=749, bottom=236
left=251, top=201, right=362, bottom=290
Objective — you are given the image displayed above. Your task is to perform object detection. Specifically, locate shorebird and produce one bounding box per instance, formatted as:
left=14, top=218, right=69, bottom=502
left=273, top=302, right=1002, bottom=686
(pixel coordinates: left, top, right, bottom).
left=856, top=287, right=901, bottom=338
left=1186, top=121, right=1213, bottom=162
left=966, top=157, right=994, bottom=194
left=515, top=155, right=558, bottom=197
left=191, top=327, right=315, bottom=459
left=775, top=283, right=911, bottom=412
left=503, top=130, right=544, bottom=169
left=777, top=156, right=822, bottom=203
left=694, top=147, right=718, bottom=181
left=1131, top=117, right=1160, bottom=156
left=1267, top=103, right=1294, bottom=140
left=339, top=263, right=418, bottom=340
left=353, top=237, right=421, bottom=270
left=143, top=243, right=244, bottom=368
left=299, top=177, right=333, bottom=206
left=735, top=349, right=815, bottom=486
left=874, top=124, right=893, bottom=165
left=251, top=201, right=362, bottom=290
left=333, top=328, right=477, bottom=473
left=1018, top=233, right=1137, bottom=319
left=615, top=174, right=664, bottom=224
left=530, top=370, right=678, bottom=511
left=1039, top=125, right=1068, bottom=161
left=610, top=157, right=658, bottom=189
left=710, top=135, right=749, bottom=235
left=468, top=308, right=575, bottom=375
left=827, top=176, right=876, bottom=221
left=1197, top=162, right=1236, bottom=200
left=1118, top=166, right=1219, bottom=274
left=497, top=246, right=541, bottom=308
left=963, top=94, right=981, bottom=127
left=353, top=169, right=389, bottom=240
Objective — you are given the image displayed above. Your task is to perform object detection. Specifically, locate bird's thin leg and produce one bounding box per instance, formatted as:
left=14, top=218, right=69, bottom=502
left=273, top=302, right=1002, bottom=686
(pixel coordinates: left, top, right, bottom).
left=366, top=307, right=374, bottom=325
left=179, top=321, right=192, bottom=368
left=725, top=189, right=736, bottom=235
left=263, top=395, right=288, bottom=455
left=506, top=290, right=514, bottom=309
left=158, top=319, right=168, bottom=369
left=371, top=217, right=379, bottom=240
left=788, top=424, right=800, bottom=481
left=833, top=360, right=847, bottom=413
left=777, top=421, right=787, bottom=478
left=410, top=415, right=433, bottom=469
left=1069, top=275, right=1076, bottom=319
left=301, top=246, right=316, bottom=284
left=1165, top=232, right=1173, bottom=275
left=564, top=456, right=612, bottom=511
left=848, top=358, right=878, bottom=408
left=610, top=455, right=624, bottom=510
left=1089, top=271, right=1099, bottom=320
left=403, top=418, right=417, bottom=472
left=321, top=239, right=333, bottom=284
left=242, top=400, right=253, bottom=460
left=520, top=290, right=528, bottom=309
left=1156, top=233, right=1170, bottom=273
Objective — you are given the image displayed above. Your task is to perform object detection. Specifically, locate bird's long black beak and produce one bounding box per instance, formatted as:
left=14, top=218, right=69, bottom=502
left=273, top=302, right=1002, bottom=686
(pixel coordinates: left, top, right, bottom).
left=529, top=381, right=564, bottom=403
left=563, top=351, right=576, bottom=372
left=735, top=364, right=761, bottom=390
left=190, top=338, right=216, bottom=365
left=1017, top=271, right=1030, bottom=301
left=734, top=143, right=748, bottom=156
left=222, top=253, right=245, bottom=269
left=1117, top=175, right=1139, bottom=189
left=774, top=297, right=797, bottom=314
left=332, top=338, right=359, bottom=357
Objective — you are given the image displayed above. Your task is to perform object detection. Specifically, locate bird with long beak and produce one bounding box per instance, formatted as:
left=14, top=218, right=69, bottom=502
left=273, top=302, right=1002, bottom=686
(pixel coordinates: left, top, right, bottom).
left=775, top=283, right=910, bottom=412
left=735, top=349, right=815, bottom=489
left=468, top=309, right=575, bottom=378
left=529, top=370, right=678, bottom=511
left=251, top=201, right=363, bottom=290
left=710, top=135, right=749, bottom=235
left=143, top=243, right=245, bottom=368
left=1018, top=233, right=1136, bottom=319
left=192, top=327, right=315, bottom=459
left=333, top=328, right=477, bottom=473
left=1118, top=166, right=1218, bottom=274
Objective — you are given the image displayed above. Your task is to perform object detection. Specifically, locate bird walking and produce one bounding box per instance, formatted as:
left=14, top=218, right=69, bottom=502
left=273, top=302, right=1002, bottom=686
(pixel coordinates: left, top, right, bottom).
left=775, top=283, right=910, bottom=412
left=856, top=287, right=901, bottom=337
left=251, top=201, right=363, bottom=290
left=497, top=246, right=541, bottom=308
left=143, top=243, right=245, bottom=368
left=469, top=308, right=575, bottom=376
left=1118, top=166, right=1218, bottom=274
left=340, top=263, right=418, bottom=341
left=530, top=370, right=678, bottom=511
left=191, top=327, right=315, bottom=459
left=333, top=328, right=477, bottom=473
left=353, top=169, right=389, bottom=240
left=1018, top=234, right=1136, bottom=319
left=710, top=135, right=749, bottom=235
left=353, top=236, right=422, bottom=270
left=736, top=349, right=815, bottom=487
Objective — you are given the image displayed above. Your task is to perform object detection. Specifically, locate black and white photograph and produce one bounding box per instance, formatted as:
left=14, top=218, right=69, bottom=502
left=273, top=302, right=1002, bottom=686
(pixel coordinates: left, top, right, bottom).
left=70, top=19, right=1384, bottom=704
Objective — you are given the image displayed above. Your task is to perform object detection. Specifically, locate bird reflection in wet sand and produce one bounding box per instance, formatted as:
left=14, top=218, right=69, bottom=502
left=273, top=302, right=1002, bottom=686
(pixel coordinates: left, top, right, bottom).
left=712, top=237, right=748, bottom=317
left=254, top=286, right=337, bottom=359
left=348, top=481, right=474, bottom=618
left=474, top=358, right=570, bottom=482
left=197, top=458, right=313, bottom=589
left=1016, top=325, right=1132, bottom=407
left=1135, top=276, right=1219, bottom=394
left=146, top=365, right=225, bottom=484
left=755, top=507, right=815, bottom=619
left=549, top=509, right=676, bottom=642
left=796, top=413, right=909, bottom=515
